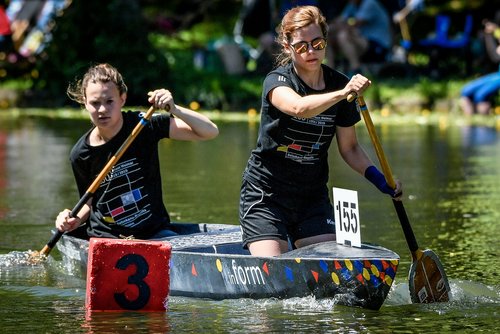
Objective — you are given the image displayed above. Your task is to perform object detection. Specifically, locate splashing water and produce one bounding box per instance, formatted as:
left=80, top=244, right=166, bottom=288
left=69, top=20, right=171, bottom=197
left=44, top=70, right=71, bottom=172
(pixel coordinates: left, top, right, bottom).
left=0, top=250, right=47, bottom=267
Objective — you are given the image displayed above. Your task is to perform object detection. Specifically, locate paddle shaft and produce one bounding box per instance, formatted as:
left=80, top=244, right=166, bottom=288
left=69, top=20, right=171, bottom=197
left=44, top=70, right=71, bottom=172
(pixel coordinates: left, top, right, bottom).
left=400, top=18, right=411, bottom=43
left=348, top=94, right=419, bottom=255
left=347, top=93, right=450, bottom=303
left=40, top=106, right=158, bottom=256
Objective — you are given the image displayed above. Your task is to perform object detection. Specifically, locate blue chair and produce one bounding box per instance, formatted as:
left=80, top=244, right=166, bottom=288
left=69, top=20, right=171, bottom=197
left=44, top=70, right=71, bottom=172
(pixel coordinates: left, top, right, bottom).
left=419, top=14, right=473, bottom=48
left=417, top=14, right=474, bottom=76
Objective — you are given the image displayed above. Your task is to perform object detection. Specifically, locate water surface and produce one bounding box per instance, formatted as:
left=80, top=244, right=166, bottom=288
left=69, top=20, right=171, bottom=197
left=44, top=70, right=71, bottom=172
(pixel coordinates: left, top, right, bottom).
left=0, top=113, right=498, bottom=333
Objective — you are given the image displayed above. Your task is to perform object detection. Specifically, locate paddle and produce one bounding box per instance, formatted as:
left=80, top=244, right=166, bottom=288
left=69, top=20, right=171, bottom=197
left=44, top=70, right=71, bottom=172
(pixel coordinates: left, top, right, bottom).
left=348, top=93, right=451, bottom=303
left=38, top=105, right=164, bottom=257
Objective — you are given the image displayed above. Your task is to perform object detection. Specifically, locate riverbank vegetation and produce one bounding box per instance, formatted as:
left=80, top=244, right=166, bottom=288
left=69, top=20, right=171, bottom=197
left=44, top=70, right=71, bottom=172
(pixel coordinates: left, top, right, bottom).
left=0, top=0, right=498, bottom=116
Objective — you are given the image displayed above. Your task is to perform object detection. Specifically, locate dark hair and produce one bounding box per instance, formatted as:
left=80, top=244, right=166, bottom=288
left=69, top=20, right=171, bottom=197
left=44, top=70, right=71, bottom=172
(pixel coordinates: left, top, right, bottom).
left=67, top=63, right=128, bottom=105
left=275, top=6, right=328, bottom=67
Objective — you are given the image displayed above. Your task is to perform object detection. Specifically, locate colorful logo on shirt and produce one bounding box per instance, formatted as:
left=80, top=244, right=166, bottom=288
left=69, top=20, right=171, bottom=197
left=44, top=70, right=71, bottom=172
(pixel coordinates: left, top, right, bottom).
left=98, top=158, right=152, bottom=228
left=110, top=189, right=143, bottom=218
left=276, top=115, right=335, bottom=164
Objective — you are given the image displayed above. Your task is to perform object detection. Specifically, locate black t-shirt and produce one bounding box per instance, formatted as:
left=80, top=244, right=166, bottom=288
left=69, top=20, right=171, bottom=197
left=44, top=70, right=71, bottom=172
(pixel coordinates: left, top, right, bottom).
left=70, top=111, right=171, bottom=239
left=243, top=63, right=361, bottom=197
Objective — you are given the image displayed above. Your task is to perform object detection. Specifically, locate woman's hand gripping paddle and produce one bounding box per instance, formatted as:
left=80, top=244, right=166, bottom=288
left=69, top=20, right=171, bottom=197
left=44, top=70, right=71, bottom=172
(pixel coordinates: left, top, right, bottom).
left=36, top=105, right=164, bottom=258
left=348, top=93, right=451, bottom=303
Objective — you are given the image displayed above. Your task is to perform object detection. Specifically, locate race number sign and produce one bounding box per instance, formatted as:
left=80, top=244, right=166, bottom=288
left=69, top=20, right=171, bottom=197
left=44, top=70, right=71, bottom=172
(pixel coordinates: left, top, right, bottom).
left=85, top=238, right=172, bottom=311
left=333, top=187, right=361, bottom=247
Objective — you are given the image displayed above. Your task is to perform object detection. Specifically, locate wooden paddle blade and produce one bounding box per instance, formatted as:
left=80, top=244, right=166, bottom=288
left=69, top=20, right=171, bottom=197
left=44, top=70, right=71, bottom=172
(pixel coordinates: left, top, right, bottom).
left=408, top=249, right=451, bottom=303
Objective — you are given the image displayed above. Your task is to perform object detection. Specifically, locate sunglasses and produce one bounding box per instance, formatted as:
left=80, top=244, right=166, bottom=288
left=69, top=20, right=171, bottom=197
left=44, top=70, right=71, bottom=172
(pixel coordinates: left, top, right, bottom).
left=290, top=37, right=327, bottom=54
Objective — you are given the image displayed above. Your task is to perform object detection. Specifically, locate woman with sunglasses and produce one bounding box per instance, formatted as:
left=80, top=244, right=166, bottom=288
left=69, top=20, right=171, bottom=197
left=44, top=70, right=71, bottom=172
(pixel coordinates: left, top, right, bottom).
left=239, top=5, right=402, bottom=257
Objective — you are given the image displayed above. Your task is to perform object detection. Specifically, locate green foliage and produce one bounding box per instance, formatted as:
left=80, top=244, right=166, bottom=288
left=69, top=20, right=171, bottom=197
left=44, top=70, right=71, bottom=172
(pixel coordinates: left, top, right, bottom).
left=149, top=31, right=262, bottom=111
left=34, top=0, right=169, bottom=107
left=166, top=53, right=262, bottom=110
left=417, top=78, right=449, bottom=109
left=0, top=0, right=490, bottom=112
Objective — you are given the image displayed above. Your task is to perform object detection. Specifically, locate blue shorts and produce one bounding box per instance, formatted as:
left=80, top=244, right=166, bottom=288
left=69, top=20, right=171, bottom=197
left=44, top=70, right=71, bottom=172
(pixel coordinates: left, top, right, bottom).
left=461, top=72, right=500, bottom=103
left=239, top=179, right=336, bottom=248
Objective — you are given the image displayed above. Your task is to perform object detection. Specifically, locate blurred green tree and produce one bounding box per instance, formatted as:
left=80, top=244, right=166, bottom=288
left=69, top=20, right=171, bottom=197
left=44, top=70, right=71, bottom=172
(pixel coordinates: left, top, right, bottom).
left=34, top=0, right=169, bottom=107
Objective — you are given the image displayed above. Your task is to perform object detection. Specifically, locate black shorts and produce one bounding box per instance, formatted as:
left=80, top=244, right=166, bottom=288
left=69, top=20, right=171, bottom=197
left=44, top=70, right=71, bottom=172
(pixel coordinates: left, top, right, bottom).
left=239, top=179, right=336, bottom=248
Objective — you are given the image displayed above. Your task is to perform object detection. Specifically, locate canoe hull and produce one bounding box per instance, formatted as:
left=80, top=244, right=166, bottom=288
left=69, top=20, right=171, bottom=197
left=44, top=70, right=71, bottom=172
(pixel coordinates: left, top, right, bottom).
left=56, top=223, right=399, bottom=310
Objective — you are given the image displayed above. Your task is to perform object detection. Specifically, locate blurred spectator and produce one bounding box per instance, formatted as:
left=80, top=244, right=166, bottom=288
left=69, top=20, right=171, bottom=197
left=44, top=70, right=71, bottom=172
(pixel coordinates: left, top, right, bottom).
left=18, top=0, right=69, bottom=58
left=234, top=0, right=323, bottom=74
left=459, top=13, right=500, bottom=116
left=392, top=0, right=423, bottom=25
left=234, top=0, right=279, bottom=74
left=0, top=0, right=12, bottom=53
left=391, top=0, right=423, bottom=49
left=6, top=0, right=70, bottom=58
left=328, top=0, right=392, bottom=76
left=6, top=0, right=45, bottom=50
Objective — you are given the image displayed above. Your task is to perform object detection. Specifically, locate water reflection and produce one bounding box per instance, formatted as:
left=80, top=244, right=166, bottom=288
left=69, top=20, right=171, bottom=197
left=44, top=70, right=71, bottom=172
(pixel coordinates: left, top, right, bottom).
left=0, top=130, right=6, bottom=220
left=460, top=126, right=497, bottom=146
left=440, top=134, right=500, bottom=284
left=83, top=311, right=171, bottom=333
